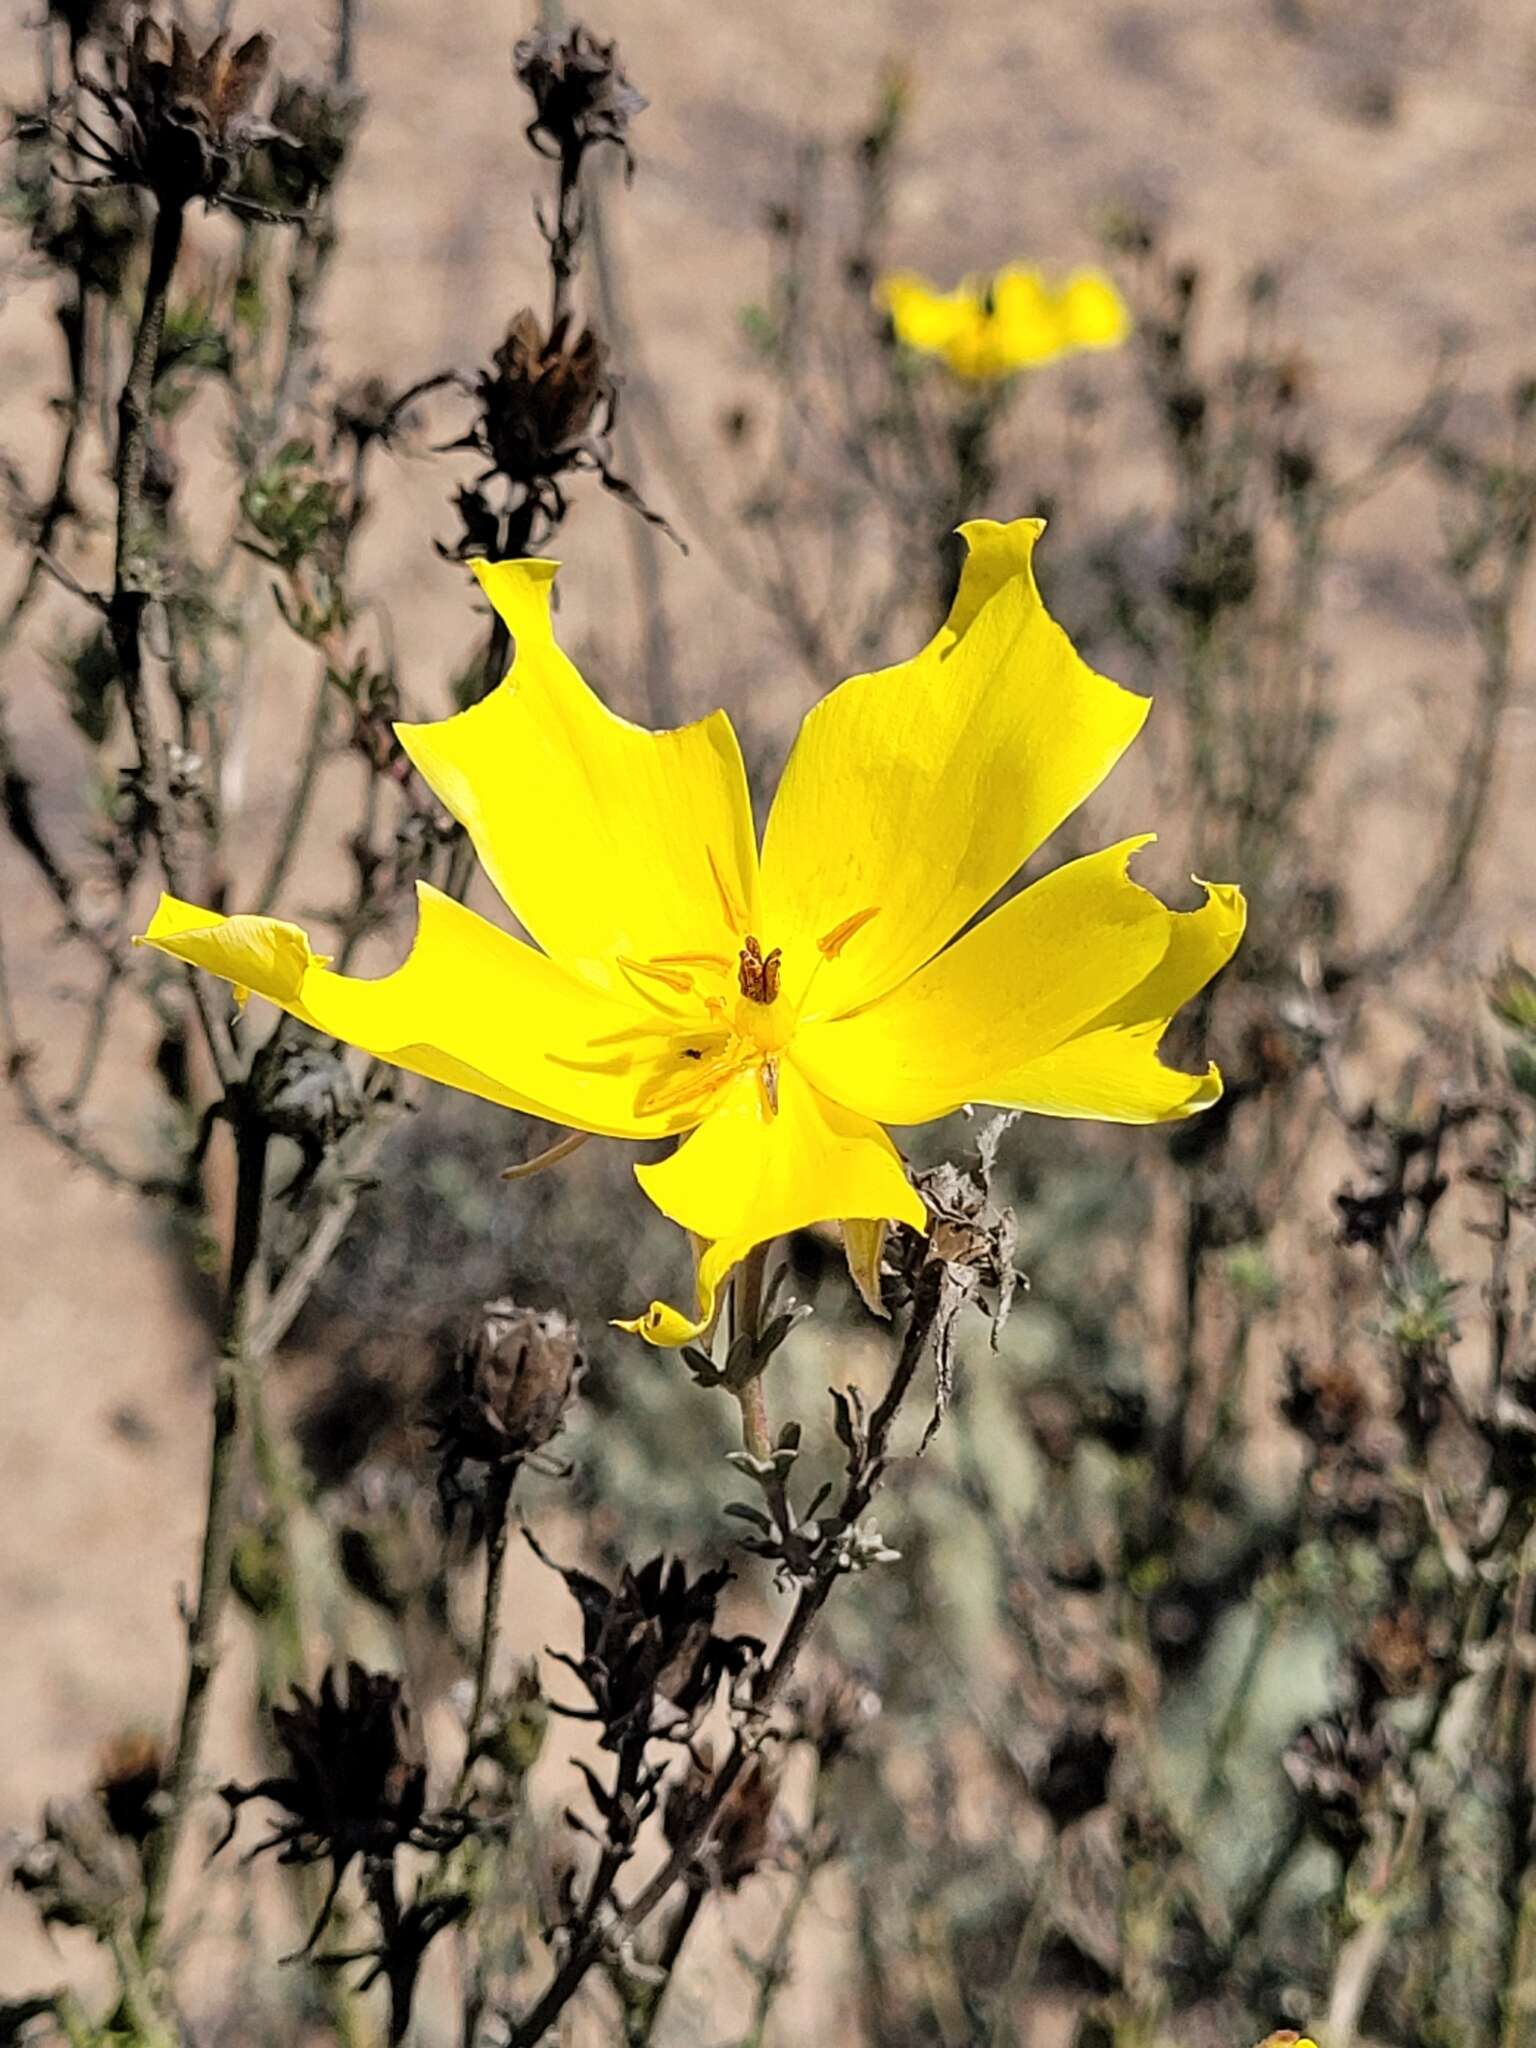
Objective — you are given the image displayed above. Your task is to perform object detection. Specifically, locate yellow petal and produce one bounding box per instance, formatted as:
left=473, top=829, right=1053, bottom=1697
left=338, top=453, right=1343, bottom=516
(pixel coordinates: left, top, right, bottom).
left=1057, top=268, right=1132, bottom=351
left=795, top=837, right=1183, bottom=1124
left=990, top=265, right=1065, bottom=367
left=759, top=519, right=1149, bottom=1018
left=394, top=560, right=760, bottom=988
left=136, top=887, right=698, bottom=1137
left=617, top=1059, right=927, bottom=1346
left=966, top=876, right=1245, bottom=1124
left=876, top=270, right=978, bottom=356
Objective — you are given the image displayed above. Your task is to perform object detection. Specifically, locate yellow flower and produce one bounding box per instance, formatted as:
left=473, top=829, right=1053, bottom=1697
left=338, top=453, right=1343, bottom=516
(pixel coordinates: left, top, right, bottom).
left=136, top=520, right=1242, bottom=1345
left=876, top=264, right=1130, bottom=380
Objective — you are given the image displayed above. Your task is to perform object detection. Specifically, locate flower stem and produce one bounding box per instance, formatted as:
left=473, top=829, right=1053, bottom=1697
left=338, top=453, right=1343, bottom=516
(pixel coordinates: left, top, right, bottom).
left=731, top=1244, right=772, bottom=1459
left=452, top=1461, right=516, bottom=1805
left=137, top=1114, right=268, bottom=1965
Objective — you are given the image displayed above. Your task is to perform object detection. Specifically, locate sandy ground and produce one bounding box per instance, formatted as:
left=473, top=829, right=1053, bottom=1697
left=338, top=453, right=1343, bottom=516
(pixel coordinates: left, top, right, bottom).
left=3, top=0, right=1535, bottom=2021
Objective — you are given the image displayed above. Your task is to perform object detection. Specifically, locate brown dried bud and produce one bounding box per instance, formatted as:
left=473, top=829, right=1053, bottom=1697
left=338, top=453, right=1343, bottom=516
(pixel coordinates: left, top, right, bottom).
left=663, top=1748, right=780, bottom=1890
left=512, top=24, right=645, bottom=171
left=101, top=17, right=275, bottom=205
left=94, top=1729, right=165, bottom=1845
left=436, top=1302, right=582, bottom=1489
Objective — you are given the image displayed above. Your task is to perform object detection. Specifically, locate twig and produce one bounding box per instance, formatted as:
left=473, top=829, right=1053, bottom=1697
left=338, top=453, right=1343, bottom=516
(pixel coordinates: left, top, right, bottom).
left=137, top=1112, right=269, bottom=1964
left=254, top=663, right=332, bottom=914
left=451, top=1462, right=517, bottom=1806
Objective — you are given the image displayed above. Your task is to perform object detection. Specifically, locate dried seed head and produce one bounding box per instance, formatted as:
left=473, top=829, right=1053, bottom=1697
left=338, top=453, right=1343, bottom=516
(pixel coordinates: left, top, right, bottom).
left=512, top=24, right=645, bottom=172
left=99, top=16, right=276, bottom=206
left=471, top=312, right=611, bottom=489
left=435, top=1302, right=583, bottom=1509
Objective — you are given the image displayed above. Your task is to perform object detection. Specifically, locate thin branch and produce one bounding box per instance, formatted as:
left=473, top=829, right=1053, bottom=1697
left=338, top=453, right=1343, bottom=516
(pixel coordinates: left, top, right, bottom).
left=137, top=1112, right=269, bottom=1963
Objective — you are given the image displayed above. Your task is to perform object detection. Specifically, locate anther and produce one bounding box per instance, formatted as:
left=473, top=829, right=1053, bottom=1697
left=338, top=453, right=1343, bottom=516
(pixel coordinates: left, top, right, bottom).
left=738, top=935, right=782, bottom=1005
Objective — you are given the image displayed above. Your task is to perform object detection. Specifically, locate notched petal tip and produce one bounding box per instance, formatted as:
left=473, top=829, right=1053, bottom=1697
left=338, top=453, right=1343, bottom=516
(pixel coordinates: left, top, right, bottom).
left=612, top=1299, right=711, bottom=1348
left=468, top=551, right=562, bottom=629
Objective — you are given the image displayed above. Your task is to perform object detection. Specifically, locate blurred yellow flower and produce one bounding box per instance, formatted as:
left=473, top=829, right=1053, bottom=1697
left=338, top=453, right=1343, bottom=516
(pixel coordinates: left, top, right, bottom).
left=877, top=264, right=1130, bottom=380
left=137, top=520, right=1241, bottom=1345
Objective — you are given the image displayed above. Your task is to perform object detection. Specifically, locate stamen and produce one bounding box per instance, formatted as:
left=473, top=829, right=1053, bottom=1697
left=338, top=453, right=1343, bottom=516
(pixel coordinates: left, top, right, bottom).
left=633, top=1040, right=746, bottom=1118
left=615, top=956, right=697, bottom=1016
left=650, top=951, right=733, bottom=971
left=616, top=954, right=695, bottom=995
left=500, top=1129, right=593, bottom=1182
left=817, top=904, right=881, bottom=959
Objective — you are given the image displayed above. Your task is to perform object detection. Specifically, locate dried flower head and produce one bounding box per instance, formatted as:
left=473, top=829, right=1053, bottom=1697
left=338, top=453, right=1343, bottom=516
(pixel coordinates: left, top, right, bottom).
left=1282, top=1711, right=1396, bottom=1862
left=512, top=24, right=645, bottom=173
left=473, top=312, right=609, bottom=489
left=219, top=1663, right=464, bottom=1943
left=243, top=75, right=362, bottom=211
left=533, top=1540, right=761, bottom=1744
left=439, top=310, right=677, bottom=557
left=83, top=17, right=275, bottom=207
left=434, top=1300, right=582, bottom=1514
left=663, top=1748, right=781, bottom=1890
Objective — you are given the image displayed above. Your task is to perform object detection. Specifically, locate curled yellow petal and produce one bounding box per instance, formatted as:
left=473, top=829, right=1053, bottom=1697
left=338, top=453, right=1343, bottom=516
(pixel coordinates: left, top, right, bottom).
left=394, top=559, right=760, bottom=990
left=987, top=876, right=1245, bottom=1123
left=616, top=1059, right=927, bottom=1346
left=136, top=886, right=702, bottom=1137
left=760, top=519, right=1149, bottom=1018
left=795, top=837, right=1181, bottom=1124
